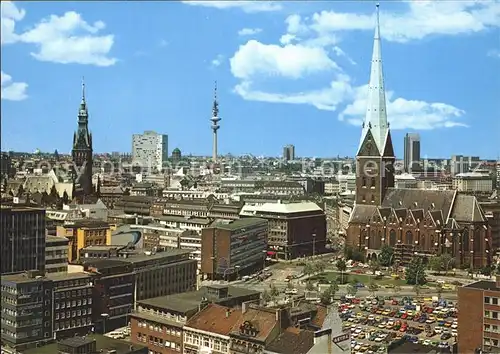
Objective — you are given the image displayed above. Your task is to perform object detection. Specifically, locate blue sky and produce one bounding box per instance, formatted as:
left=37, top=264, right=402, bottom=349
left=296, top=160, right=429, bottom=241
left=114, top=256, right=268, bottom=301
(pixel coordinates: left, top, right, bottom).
left=1, top=1, right=499, bottom=159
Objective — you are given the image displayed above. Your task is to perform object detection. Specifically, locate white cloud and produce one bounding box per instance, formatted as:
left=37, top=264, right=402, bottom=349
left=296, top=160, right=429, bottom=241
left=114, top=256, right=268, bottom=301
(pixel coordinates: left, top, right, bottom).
left=230, top=40, right=339, bottom=80
left=182, top=1, right=282, bottom=13
left=339, top=85, right=467, bottom=130
left=2, top=2, right=116, bottom=66
left=1, top=71, right=28, bottom=101
left=238, top=28, right=262, bottom=36
left=234, top=75, right=353, bottom=111
left=310, top=1, right=500, bottom=43
left=211, top=54, right=224, bottom=67
left=1, top=1, right=25, bottom=44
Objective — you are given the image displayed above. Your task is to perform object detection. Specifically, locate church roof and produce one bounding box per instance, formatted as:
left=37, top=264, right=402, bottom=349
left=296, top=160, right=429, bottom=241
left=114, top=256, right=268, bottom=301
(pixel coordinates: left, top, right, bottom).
left=451, top=193, right=486, bottom=223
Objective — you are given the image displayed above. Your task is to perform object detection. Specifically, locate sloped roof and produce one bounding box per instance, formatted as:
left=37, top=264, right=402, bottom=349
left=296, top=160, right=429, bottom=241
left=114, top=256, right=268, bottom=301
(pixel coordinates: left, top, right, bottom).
left=451, top=194, right=486, bottom=222
left=265, top=327, right=314, bottom=354
left=382, top=188, right=456, bottom=218
left=230, top=308, right=278, bottom=342
left=349, top=204, right=377, bottom=224
left=185, top=304, right=242, bottom=336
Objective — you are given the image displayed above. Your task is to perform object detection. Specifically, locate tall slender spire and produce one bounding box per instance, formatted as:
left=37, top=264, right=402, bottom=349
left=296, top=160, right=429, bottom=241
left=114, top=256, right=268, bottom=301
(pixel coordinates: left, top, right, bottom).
left=358, top=3, right=389, bottom=155
left=81, top=76, right=86, bottom=104
left=211, top=81, right=221, bottom=162
left=212, top=81, right=219, bottom=117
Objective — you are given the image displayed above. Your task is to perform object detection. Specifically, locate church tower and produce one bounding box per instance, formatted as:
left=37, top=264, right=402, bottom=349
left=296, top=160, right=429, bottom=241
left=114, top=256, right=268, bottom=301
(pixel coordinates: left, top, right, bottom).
left=72, top=78, right=93, bottom=197
left=355, top=4, right=395, bottom=206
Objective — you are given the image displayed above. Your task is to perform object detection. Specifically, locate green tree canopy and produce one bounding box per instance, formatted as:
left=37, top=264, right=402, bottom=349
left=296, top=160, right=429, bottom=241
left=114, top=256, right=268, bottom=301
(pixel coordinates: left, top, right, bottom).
left=378, top=245, right=394, bottom=267
left=405, top=257, right=427, bottom=285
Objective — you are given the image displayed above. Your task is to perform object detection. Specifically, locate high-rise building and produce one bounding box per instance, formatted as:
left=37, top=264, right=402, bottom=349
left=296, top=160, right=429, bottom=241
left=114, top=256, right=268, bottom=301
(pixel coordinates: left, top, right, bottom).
left=283, top=144, right=295, bottom=161
left=132, top=131, right=169, bottom=171
left=0, top=203, right=46, bottom=275
left=354, top=3, right=395, bottom=206
left=403, top=133, right=421, bottom=172
left=72, top=78, right=94, bottom=198
left=495, top=160, right=500, bottom=189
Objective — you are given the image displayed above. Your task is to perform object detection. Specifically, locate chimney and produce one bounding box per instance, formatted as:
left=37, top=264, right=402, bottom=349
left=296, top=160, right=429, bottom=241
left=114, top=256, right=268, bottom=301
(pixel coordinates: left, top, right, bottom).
left=225, top=309, right=230, bottom=318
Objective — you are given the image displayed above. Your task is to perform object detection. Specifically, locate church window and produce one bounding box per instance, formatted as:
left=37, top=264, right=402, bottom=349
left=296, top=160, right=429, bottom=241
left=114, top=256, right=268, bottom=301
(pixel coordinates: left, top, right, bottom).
left=362, top=177, right=367, bottom=187
left=371, top=177, right=376, bottom=187
left=406, top=231, right=413, bottom=245
left=371, top=195, right=375, bottom=203
left=462, top=230, right=469, bottom=252
left=389, top=230, right=396, bottom=246
left=420, top=234, right=426, bottom=249
left=362, top=195, right=366, bottom=202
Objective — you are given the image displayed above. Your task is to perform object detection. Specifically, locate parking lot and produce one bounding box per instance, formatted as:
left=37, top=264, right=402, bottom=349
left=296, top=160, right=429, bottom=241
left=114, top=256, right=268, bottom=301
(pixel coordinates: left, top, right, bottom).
left=339, top=295, right=457, bottom=353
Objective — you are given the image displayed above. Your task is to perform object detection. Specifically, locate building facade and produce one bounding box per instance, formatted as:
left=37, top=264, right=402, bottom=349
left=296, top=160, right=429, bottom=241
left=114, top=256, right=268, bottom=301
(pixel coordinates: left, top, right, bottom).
left=452, top=172, right=493, bottom=193
left=0, top=203, right=46, bottom=275
left=1, top=271, right=53, bottom=351
left=56, top=220, right=112, bottom=262
left=240, top=202, right=327, bottom=260
left=458, top=277, right=500, bottom=353
left=72, top=80, right=94, bottom=198
left=403, top=133, right=420, bottom=173
left=45, top=236, right=69, bottom=274
left=201, top=218, right=268, bottom=280
left=132, top=131, right=169, bottom=172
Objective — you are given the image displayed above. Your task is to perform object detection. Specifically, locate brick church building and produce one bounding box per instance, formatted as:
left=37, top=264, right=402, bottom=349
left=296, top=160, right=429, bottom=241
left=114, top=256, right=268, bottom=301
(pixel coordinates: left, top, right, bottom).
left=346, top=5, right=491, bottom=268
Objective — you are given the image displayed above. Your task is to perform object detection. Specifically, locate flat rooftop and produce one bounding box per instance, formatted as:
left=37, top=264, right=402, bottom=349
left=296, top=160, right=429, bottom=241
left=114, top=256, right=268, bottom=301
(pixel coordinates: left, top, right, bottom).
left=138, top=285, right=260, bottom=313
left=212, top=217, right=267, bottom=231
left=23, top=334, right=147, bottom=354
left=464, top=280, right=500, bottom=292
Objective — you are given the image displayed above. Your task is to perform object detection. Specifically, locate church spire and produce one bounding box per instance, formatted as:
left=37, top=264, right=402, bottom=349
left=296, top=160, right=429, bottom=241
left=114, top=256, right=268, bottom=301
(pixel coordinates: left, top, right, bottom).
left=81, top=76, right=86, bottom=104
left=357, top=3, right=389, bottom=155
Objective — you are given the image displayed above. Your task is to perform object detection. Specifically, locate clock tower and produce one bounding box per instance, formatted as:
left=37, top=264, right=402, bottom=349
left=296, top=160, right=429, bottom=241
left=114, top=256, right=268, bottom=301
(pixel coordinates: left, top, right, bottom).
left=355, top=4, right=395, bottom=206
left=71, top=78, right=94, bottom=198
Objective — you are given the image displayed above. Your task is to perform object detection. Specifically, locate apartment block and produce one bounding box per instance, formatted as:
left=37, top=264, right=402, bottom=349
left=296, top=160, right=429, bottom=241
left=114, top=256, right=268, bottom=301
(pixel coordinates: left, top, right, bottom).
left=132, top=131, right=168, bottom=171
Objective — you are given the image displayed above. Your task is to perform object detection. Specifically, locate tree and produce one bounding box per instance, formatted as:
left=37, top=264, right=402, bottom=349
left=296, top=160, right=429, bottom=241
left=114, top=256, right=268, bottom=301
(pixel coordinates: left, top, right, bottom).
left=346, top=284, right=358, bottom=297
left=50, top=185, right=58, bottom=199
left=336, top=259, right=347, bottom=284
left=428, top=256, right=443, bottom=274
left=328, top=280, right=339, bottom=301
left=320, top=288, right=333, bottom=305
left=344, top=246, right=364, bottom=262
left=270, top=284, right=280, bottom=298
left=314, top=261, right=326, bottom=274
left=413, top=284, right=422, bottom=297
left=306, top=280, right=315, bottom=291
left=261, top=290, right=271, bottom=304
left=369, top=259, right=381, bottom=275
left=405, top=258, right=427, bottom=285
left=303, top=263, right=315, bottom=277
left=368, top=281, right=380, bottom=297
left=17, top=184, right=24, bottom=196
left=378, top=245, right=394, bottom=267
left=441, top=253, right=454, bottom=275
left=481, top=266, right=493, bottom=278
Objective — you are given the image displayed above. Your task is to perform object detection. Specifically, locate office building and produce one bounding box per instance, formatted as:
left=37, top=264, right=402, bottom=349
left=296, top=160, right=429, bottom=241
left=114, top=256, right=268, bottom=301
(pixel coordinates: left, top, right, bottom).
left=1, top=271, right=53, bottom=352
left=239, top=202, right=327, bottom=260
left=130, top=285, right=260, bottom=354
left=283, top=144, right=295, bottom=161
left=132, top=131, right=169, bottom=171
left=48, top=272, right=94, bottom=339
left=201, top=218, right=268, bottom=280
left=45, top=236, right=69, bottom=274
left=452, top=172, right=494, bottom=193
left=450, top=155, right=481, bottom=176
left=403, top=133, right=420, bottom=172
left=458, top=276, right=500, bottom=353
left=496, top=160, right=500, bottom=189
left=0, top=203, right=46, bottom=275
left=56, top=220, right=111, bottom=262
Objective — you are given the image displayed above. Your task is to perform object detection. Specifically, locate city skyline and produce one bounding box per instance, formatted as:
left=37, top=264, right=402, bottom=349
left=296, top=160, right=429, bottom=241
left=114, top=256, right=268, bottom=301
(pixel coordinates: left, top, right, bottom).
left=1, top=1, right=499, bottom=158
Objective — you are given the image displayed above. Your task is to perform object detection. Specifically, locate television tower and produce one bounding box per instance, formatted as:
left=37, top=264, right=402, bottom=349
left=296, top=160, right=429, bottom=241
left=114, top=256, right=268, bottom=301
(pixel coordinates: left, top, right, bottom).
left=211, top=81, right=221, bottom=162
